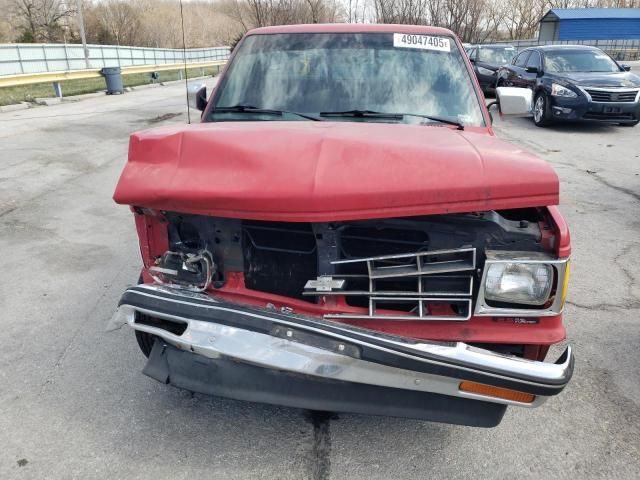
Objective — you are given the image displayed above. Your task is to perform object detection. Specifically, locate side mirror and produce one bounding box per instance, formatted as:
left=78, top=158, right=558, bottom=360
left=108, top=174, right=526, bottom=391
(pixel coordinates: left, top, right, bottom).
left=621, top=64, right=631, bottom=72
left=187, top=83, right=208, bottom=111
left=196, top=87, right=208, bottom=111
left=494, top=87, right=533, bottom=116
left=525, top=66, right=539, bottom=74
left=469, top=57, right=476, bottom=64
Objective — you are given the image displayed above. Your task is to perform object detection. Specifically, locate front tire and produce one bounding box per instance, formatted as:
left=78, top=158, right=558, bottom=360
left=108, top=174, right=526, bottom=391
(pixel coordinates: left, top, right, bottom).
left=533, top=92, right=553, bottom=127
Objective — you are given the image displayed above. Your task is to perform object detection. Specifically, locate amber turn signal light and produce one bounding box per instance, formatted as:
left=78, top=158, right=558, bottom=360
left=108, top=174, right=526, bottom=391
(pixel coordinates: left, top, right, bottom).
left=560, top=260, right=571, bottom=308
left=459, top=381, right=535, bottom=404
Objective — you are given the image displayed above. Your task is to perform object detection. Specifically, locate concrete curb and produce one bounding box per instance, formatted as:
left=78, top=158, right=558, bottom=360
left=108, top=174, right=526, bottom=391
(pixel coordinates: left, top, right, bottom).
left=160, top=75, right=213, bottom=86
left=0, top=102, right=31, bottom=112
left=131, top=83, right=162, bottom=90
left=34, top=97, right=61, bottom=106
left=62, top=91, right=106, bottom=102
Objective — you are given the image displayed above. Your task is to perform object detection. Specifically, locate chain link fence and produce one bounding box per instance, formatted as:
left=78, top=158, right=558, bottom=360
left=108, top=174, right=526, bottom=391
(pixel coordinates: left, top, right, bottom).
left=0, top=43, right=231, bottom=76
left=480, top=39, right=640, bottom=61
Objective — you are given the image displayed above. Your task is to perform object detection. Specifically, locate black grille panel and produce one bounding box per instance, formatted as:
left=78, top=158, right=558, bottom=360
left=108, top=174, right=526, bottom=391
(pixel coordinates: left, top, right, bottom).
left=341, top=226, right=429, bottom=258
left=583, top=112, right=635, bottom=121
left=243, top=222, right=317, bottom=301
left=585, top=89, right=638, bottom=103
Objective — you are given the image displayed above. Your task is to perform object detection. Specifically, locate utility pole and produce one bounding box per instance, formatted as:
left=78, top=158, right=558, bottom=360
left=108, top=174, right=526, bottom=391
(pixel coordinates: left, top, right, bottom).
left=75, top=0, right=90, bottom=68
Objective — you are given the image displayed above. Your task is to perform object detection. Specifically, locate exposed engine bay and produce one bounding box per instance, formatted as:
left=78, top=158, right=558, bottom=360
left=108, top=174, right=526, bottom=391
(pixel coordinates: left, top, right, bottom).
left=146, top=209, right=556, bottom=322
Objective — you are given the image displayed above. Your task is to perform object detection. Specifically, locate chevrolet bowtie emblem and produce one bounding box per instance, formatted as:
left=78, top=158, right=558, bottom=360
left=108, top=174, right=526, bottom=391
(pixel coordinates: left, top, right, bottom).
left=304, top=276, right=346, bottom=292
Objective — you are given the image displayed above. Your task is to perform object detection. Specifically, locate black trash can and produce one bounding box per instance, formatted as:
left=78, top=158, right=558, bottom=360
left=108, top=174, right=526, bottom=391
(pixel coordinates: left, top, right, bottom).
left=100, top=67, right=124, bottom=95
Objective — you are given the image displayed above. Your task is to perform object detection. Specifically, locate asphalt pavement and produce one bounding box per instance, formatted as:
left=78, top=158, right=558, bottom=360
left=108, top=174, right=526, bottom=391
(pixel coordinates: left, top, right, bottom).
left=1, top=80, right=639, bottom=479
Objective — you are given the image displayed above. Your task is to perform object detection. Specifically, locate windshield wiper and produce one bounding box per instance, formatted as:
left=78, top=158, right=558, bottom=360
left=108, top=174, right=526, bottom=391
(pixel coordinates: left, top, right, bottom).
left=320, top=109, right=464, bottom=130
left=319, top=109, right=403, bottom=119
left=401, top=113, right=465, bottom=130
left=215, top=104, right=322, bottom=121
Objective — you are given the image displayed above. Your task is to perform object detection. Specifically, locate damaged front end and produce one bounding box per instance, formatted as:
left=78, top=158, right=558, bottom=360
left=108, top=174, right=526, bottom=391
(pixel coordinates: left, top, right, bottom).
left=111, top=284, right=572, bottom=427
left=111, top=207, right=573, bottom=427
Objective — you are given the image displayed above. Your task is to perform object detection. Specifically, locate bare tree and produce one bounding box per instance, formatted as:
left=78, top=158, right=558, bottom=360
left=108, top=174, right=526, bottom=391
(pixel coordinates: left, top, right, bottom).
left=372, top=0, right=428, bottom=24
left=91, top=0, right=142, bottom=45
left=10, top=0, right=632, bottom=48
left=305, top=0, right=335, bottom=23
left=0, top=0, right=18, bottom=42
left=369, top=0, right=640, bottom=42
left=10, top=0, right=76, bottom=42
left=221, top=0, right=342, bottom=31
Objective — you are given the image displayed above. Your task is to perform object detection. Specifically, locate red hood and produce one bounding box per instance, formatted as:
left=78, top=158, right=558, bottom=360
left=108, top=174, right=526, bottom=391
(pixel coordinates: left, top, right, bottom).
left=113, top=122, right=558, bottom=221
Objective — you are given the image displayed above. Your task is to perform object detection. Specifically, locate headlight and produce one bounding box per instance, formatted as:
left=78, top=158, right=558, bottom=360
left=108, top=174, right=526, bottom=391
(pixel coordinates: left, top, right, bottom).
left=484, top=263, right=553, bottom=306
left=551, top=83, right=577, bottom=98
left=475, top=252, right=570, bottom=317
left=477, top=66, right=495, bottom=76
left=148, top=249, right=215, bottom=291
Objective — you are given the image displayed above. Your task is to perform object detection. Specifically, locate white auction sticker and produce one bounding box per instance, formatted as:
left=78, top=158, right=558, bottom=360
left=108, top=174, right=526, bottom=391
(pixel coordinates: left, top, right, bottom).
left=393, top=33, right=450, bottom=52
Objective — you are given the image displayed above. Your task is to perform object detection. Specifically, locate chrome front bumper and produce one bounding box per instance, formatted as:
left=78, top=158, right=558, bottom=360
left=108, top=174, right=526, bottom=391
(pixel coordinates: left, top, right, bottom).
left=111, top=284, right=573, bottom=425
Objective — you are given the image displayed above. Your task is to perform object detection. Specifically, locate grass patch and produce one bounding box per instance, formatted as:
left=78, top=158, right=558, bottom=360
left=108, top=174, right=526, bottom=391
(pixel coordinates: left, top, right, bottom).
left=0, top=65, right=221, bottom=106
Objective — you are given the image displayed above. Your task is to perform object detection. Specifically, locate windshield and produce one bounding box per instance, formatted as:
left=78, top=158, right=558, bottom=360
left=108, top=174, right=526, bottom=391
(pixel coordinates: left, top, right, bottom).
left=544, top=50, right=620, bottom=73
left=477, top=47, right=515, bottom=65
left=211, top=32, right=484, bottom=127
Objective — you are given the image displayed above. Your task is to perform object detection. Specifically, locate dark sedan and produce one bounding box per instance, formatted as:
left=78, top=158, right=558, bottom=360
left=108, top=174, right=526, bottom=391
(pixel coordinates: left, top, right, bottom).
left=496, top=45, right=640, bottom=127
left=467, top=44, right=517, bottom=95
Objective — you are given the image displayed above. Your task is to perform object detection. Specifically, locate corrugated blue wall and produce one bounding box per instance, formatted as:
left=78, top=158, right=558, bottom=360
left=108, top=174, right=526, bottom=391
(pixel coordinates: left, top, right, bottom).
left=559, top=19, right=640, bottom=40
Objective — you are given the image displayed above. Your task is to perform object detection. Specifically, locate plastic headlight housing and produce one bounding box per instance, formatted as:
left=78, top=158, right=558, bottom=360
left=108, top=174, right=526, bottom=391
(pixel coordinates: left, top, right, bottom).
left=484, top=263, right=553, bottom=306
left=477, top=66, right=495, bottom=76
left=551, top=83, right=577, bottom=98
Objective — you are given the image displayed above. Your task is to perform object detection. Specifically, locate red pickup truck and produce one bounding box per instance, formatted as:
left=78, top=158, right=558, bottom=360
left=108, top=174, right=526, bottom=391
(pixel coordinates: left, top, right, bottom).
left=111, top=24, right=573, bottom=427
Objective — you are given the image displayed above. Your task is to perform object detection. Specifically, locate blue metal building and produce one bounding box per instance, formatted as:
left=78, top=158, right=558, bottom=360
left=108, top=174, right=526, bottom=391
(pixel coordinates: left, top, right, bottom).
left=538, top=8, right=640, bottom=41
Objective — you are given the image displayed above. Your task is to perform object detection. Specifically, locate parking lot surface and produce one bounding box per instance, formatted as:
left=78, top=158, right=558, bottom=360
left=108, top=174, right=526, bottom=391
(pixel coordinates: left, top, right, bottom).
left=1, top=81, right=639, bottom=480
